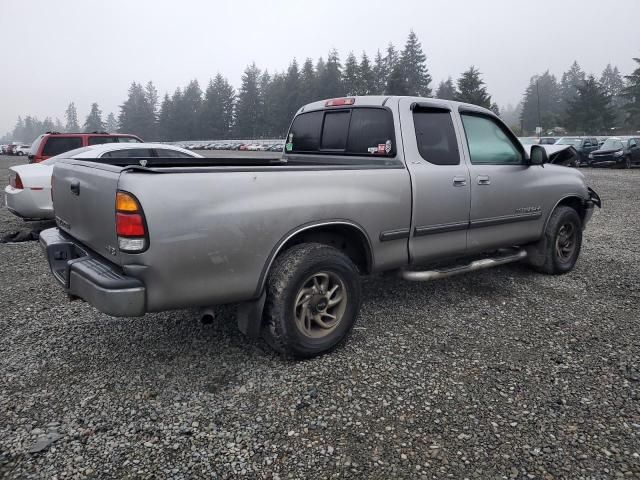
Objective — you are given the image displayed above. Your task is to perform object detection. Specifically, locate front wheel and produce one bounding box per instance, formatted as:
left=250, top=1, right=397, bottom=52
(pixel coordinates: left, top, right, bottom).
left=262, top=243, right=361, bottom=358
left=526, top=206, right=583, bottom=275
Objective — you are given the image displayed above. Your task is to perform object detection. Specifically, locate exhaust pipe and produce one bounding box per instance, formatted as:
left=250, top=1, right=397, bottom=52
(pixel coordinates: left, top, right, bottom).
left=201, top=308, right=215, bottom=324
left=401, top=249, right=527, bottom=282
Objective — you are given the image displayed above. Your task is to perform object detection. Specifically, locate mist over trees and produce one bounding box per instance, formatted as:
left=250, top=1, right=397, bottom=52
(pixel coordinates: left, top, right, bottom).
left=3, top=32, right=640, bottom=143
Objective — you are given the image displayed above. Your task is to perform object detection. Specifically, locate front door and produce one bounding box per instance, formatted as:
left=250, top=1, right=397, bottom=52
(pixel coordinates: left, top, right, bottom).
left=458, top=112, right=544, bottom=254
left=399, top=98, right=471, bottom=264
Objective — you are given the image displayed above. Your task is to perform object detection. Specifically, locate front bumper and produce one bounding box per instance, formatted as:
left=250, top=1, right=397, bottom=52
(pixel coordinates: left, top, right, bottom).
left=40, top=228, right=146, bottom=317
left=583, top=187, right=602, bottom=225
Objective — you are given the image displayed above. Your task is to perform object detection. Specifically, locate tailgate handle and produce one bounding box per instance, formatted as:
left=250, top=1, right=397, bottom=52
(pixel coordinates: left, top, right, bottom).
left=70, top=180, right=80, bottom=196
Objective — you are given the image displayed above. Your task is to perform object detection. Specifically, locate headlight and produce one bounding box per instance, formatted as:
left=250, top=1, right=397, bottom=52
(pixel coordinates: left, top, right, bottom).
left=588, top=153, right=594, bottom=159
left=614, top=150, right=624, bottom=157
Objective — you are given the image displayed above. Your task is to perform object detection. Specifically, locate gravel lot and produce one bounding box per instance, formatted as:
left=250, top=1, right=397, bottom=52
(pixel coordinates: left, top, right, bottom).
left=0, top=154, right=638, bottom=479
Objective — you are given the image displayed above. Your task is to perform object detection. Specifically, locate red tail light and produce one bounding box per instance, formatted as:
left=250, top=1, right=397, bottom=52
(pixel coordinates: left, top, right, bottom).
left=116, top=213, right=145, bottom=236
left=325, top=97, right=355, bottom=107
left=10, top=173, right=24, bottom=189
left=115, top=191, right=148, bottom=252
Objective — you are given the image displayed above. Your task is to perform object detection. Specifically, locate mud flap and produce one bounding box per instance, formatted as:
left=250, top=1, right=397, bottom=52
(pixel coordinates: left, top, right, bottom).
left=236, top=290, right=267, bottom=339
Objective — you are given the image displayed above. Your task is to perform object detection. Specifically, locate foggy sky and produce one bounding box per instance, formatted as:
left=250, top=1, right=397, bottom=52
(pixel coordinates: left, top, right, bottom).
left=1, top=0, right=639, bottom=134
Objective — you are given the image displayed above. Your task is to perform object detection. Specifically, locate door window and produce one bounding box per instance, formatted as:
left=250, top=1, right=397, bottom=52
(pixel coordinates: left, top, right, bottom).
left=413, top=109, right=460, bottom=165
left=88, top=136, right=119, bottom=145
left=461, top=114, right=523, bottom=164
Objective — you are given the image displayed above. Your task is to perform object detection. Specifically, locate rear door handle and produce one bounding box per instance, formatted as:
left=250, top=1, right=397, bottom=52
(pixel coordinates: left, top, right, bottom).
left=477, top=175, right=491, bottom=185
left=452, top=176, right=467, bottom=186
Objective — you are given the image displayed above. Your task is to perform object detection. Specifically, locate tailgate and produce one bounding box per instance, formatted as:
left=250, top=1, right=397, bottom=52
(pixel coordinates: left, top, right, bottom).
left=52, top=160, right=123, bottom=264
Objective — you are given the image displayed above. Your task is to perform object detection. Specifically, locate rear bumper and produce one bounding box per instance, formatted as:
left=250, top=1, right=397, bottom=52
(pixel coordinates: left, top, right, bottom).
left=40, top=228, right=146, bottom=317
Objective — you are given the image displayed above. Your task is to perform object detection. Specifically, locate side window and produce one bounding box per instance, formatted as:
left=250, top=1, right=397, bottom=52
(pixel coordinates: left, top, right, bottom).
left=88, top=136, right=118, bottom=145
left=629, top=139, right=637, bottom=148
left=41, top=137, right=83, bottom=157
left=413, top=109, right=460, bottom=165
left=289, top=111, right=323, bottom=152
left=117, top=136, right=142, bottom=143
left=155, top=148, right=194, bottom=158
left=101, top=148, right=154, bottom=158
left=461, top=114, right=523, bottom=165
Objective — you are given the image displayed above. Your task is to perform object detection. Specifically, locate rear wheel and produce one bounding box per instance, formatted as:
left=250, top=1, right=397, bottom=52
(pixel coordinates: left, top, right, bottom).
left=527, top=206, right=583, bottom=275
left=262, top=243, right=361, bottom=358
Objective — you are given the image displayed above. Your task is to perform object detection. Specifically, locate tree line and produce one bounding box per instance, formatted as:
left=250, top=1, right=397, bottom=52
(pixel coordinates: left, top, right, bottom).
left=4, top=31, right=640, bottom=143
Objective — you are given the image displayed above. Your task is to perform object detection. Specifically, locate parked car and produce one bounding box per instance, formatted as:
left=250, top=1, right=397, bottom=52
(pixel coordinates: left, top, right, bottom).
left=41, top=95, right=601, bottom=358
left=15, top=145, right=31, bottom=156
left=5, top=143, right=201, bottom=220
left=554, top=137, right=599, bottom=166
left=28, top=132, right=142, bottom=163
left=539, top=137, right=557, bottom=145
left=589, top=137, right=640, bottom=169
left=518, top=137, right=540, bottom=145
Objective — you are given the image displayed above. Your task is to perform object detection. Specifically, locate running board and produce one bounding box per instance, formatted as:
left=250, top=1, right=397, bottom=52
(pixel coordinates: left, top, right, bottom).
left=400, top=249, right=527, bottom=282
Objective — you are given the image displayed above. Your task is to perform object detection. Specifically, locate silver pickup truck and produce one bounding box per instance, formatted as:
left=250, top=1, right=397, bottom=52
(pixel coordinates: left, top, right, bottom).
left=40, top=96, right=601, bottom=357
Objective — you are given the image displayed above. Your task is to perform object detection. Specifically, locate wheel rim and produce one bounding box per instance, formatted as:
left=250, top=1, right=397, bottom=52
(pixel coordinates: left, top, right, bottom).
left=293, top=271, right=348, bottom=339
left=555, top=223, right=576, bottom=261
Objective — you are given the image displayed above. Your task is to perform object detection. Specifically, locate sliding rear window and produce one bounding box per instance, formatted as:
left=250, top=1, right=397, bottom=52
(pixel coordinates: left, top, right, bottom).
left=288, top=107, right=395, bottom=157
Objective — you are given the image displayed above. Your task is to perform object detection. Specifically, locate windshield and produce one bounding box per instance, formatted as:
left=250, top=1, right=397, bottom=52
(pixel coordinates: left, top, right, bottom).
left=600, top=138, right=624, bottom=150
left=556, top=138, right=582, bottom=146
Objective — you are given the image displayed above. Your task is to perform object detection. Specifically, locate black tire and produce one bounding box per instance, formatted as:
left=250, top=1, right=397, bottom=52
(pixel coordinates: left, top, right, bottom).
left=526, top=206, right=583, bottom=275
left=262, top=243, right=361, bottom=358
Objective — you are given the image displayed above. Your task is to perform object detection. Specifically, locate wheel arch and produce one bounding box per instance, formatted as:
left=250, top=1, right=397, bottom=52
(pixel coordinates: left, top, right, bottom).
left=544, top=194, right=588, bottom=232
left=255, top=220, right=374, bottom=297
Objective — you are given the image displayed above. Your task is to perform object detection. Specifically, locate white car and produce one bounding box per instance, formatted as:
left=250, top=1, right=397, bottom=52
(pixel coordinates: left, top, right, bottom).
left=4, top=143, right=202, bottom=220
left=15, top=145, right=31, bottom=156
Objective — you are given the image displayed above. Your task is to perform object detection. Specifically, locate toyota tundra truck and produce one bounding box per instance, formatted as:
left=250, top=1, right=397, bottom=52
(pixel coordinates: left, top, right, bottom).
left=40, top=96, right=601, bottom=357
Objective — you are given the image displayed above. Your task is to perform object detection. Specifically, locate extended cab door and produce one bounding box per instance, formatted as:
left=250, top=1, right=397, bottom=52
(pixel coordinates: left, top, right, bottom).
left=457, top=110, right=544, bottom=253
left=399, top=98, right=471, bottom=264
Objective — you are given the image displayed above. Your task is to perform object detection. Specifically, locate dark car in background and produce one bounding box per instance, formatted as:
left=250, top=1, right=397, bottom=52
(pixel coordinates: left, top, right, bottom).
left=555, top=137, right=600, bottom=166
left=589, top=137, right=640, bottom=169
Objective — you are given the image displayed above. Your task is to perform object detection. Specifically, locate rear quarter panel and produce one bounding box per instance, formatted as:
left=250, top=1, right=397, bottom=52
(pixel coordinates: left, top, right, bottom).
left=118, top=166, right=412, bottom=311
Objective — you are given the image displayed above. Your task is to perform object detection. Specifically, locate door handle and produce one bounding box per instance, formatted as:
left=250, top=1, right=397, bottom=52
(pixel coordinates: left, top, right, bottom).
left=70, top=180, right=80, bottom=196
left=477, top=175, right=491, bottom=185
left=452, top=176, right=467, bottom=186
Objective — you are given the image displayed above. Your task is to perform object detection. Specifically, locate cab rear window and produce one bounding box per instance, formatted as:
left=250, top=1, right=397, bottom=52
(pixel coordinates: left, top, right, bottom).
left=288, top=107, right=395, bottom=157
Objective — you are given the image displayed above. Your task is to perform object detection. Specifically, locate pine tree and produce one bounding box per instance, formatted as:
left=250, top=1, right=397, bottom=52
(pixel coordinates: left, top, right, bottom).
left=144, top=81, right=159, bottom=139
left=455, top=66, right=492, bottom=108
left=235, top=63, right=262, bottom=138
left=600, top=64, right=626, bottom=127
left=358, top=52, right=375, bottom=95
left=314, top=57, right=326, bottom=100
left=180, top=80, right=203, bottom=140
left=559, top=61, right=586, bottom=123
left=622, top=58, right=640, bottom=130
left=399, top=30, right=432, bottom=96
left=372, top=50, right=387, bottom=94
left=54, top=118, right=65, bottom=133
left=435, top=77, right=457, bottom=100
left=384, top=43, right=403, bottom=94
left=65, top=102, right=79, bottom=132
left=157, top=92, right=176, bottom=141
left=566, top=75, right=614, bottom=133
left=519, top=71, right=562, bottom=134
left=118, top=82, right=157, bottom=140
left=317, top=49, right=344, bottom=99
left=284, top=59, right=302, bottom=126
left=105, top=112, right=118, bottom=133
left=83, top=103, right=105, bottom=132
left=342, top=52, right=360, bottom=95
left=201, top=74, right=236, bottom=139
left=300, top=58, right=316, bottom=105
left=384, top=43, right=400, bottom=75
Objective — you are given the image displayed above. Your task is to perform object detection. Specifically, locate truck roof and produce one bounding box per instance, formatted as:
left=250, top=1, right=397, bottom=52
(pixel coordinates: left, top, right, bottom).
left=296, top=95, right=496, bottom=117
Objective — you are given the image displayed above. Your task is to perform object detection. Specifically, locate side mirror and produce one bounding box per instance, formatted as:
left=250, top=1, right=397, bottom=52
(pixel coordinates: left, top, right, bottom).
left=529, top=145, right=548, bottom=166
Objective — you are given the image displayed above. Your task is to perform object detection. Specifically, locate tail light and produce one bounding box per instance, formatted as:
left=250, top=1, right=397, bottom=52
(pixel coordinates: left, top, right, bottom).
left=115, top=191, right=148, bottom=252
left=10, top=173, right=24, bottom=189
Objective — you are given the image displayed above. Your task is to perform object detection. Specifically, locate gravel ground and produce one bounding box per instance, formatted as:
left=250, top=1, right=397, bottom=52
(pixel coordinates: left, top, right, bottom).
left=0, top=154, right=638, bottom=479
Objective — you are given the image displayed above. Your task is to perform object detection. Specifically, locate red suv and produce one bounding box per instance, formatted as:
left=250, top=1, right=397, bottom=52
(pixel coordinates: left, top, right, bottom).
left=28, top=132, right=143, bottom=163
